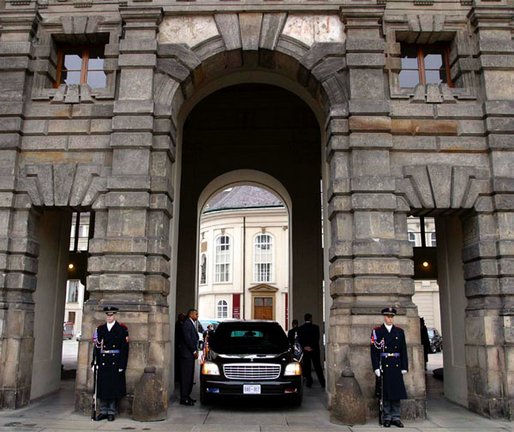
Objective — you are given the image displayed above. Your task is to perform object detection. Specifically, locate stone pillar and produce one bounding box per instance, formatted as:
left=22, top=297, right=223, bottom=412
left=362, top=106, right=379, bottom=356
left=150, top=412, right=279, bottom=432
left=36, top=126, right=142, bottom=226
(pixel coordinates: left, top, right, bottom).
left=465, top=2, right=514, bottom=417
left=0, top=1, right=41, bottom=409
left=75, top=6, right=172, bottom=413
left=328, top=4, right=424, bottom=419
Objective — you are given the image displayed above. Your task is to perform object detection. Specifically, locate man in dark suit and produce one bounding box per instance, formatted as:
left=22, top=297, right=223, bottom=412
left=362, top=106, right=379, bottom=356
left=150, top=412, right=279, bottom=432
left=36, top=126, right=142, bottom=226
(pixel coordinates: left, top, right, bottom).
left=91, top=306, right=129, bottom=422
left=370, top=307, right=408, bottom=428
left=287, top=319, right=299, bottom=345
left=297, top=313, right=326, bottom=388
left=178, top=308, right=200, bottom=405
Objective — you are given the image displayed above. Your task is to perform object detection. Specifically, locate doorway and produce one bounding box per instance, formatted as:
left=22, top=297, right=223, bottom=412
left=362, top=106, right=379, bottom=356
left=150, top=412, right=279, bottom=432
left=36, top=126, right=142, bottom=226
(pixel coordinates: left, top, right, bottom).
left=175, top=83, right=325, bottom=329
left=409, top=214, right=468, bottom=407
left=30, top=209, right=91, bottom=400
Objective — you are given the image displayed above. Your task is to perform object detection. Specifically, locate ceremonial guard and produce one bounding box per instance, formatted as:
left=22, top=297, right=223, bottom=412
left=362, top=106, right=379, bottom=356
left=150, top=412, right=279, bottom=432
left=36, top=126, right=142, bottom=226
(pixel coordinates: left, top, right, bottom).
left=370, top=307, right=408, bottom=428
left=91, top=306, right=129, bottom=421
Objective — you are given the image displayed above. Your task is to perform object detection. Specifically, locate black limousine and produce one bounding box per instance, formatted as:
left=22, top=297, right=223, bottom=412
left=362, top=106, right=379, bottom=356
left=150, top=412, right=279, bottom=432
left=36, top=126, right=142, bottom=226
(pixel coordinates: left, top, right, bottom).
left=200, top=320, right=303, bottom=406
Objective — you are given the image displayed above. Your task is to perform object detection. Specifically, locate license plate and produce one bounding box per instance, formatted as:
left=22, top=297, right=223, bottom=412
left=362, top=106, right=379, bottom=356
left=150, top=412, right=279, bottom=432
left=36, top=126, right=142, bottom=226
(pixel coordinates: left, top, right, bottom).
left=243, top=384, right=261, bottom=394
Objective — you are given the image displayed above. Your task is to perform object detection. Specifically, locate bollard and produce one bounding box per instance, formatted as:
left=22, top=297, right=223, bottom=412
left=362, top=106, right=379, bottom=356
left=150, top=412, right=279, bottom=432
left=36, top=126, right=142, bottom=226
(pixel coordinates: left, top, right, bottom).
left=330, top=367, right=367, bottom=425
left=132, top=366, right=167, bottom=421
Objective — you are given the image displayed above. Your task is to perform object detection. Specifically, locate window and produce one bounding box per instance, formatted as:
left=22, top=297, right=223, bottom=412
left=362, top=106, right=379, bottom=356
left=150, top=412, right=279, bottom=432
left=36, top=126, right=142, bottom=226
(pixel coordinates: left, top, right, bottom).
left=399, top=44, right=452, bottom=88
left=200, top=254, right=207, bottom=285
left=215, top=235, right=231, bottom=283
left=254, top=234, right=273, bottom=282
left=67, top=279, right=80, bottom=303
left=55, top=45, right=106, bottom=88
left=408, top=232, right=417, bottom=247
left=217, top=300, right=228, bottom=319
left=69, top=212, right=91, bottom=252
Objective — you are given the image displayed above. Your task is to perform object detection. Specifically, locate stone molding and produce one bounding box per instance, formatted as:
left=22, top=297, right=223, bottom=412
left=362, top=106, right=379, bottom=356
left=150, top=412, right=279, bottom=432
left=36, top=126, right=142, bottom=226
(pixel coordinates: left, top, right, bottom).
left=31, top=15, right=121, bottom=102
left=155, top=16, right=347, bottom=119
left=383, top=13, right=478, bottom=101
left=396, top=164, right=490, bottom=212
left=16, top=163, right=108, bottom=207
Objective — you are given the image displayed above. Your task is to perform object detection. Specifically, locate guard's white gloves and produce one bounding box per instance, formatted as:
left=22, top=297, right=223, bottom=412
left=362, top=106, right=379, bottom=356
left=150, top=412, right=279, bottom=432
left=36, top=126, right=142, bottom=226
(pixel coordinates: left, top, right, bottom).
left=374, top=369, right=381, bottom=377
left=401, top=370, right=407, bottom=374
left=118, top=369, right=123, bottom=372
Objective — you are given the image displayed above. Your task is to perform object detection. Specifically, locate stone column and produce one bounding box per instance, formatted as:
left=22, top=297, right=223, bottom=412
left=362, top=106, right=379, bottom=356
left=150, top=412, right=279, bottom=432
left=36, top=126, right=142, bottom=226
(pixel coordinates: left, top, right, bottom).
left=0, top=1, right=41, bottom=409
left=464, top=2, right=514, bottom=418
left=76, top=6, right=172, bottom=413
left=328, top=4, right=424, bottom=419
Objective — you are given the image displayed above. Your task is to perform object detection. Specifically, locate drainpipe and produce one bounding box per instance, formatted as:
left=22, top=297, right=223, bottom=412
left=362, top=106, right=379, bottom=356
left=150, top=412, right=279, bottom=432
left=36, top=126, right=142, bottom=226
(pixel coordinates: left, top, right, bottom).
left=242, top=216, right=246, bottom=319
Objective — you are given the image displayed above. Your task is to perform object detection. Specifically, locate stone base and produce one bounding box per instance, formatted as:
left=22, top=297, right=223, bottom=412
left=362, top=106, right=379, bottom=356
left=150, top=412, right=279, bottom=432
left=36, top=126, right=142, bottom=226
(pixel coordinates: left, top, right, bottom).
left=468, top=394, right=514, bottom=420
left=401, top=398, right=426, bottom=420
left=0, top=387, right=31, bottom=409
left=367, top=398, right=426, bottom=420
left=75, top=390, right=133, bottom=416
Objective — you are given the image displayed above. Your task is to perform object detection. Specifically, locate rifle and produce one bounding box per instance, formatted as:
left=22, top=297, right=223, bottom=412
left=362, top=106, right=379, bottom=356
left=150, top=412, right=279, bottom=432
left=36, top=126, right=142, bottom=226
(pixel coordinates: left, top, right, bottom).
left=91, top=364, right=97, bottom=420
left=372, top=329, right=385, bottom=426
left=378, top=352, right=385, bottom=426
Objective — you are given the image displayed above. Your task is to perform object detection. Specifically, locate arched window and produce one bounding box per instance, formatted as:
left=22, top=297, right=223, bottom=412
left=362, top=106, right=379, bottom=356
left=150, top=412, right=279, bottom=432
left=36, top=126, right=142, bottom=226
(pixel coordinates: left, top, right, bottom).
left=217, top=299, right=228, bottom=319
left=200, top=254, right=207, bottom=285
left=215, top=235, right=231, bottom=282
left=254, top=233, right=273, bottom=283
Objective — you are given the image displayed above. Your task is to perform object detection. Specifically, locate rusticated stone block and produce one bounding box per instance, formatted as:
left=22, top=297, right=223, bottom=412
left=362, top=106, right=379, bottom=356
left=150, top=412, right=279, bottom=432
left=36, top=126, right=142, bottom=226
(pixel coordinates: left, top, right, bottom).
left=351, top=193, right=397, bottom=211
left=214, top=14, right=241, bottom=51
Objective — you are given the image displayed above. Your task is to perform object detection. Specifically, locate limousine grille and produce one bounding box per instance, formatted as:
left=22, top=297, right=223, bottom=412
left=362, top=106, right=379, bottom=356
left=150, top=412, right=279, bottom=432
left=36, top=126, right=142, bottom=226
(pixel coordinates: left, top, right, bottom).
left=223, top=363, right=281, bottom=380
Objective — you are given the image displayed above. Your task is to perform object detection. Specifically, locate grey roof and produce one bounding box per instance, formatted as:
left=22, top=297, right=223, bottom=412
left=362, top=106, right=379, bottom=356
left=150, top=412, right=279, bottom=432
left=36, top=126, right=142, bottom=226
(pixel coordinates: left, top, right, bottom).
left=204, top=186, right=284, bottom=213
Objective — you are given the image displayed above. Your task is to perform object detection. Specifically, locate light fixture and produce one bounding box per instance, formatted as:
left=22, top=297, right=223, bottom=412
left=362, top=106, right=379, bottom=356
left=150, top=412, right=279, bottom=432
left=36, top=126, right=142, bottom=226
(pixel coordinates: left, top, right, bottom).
left=422, top=261, right=430, bottom=269
left=68, top=263, right=75, bottom=270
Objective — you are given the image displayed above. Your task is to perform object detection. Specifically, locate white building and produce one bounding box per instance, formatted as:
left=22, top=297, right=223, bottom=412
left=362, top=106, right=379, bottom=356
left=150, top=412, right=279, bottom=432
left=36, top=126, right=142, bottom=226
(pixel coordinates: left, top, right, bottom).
left=408, top=217, right=442, bottom=333
left=64, top=212, right=90, bottom=338
left=198, top=186, right=290, bottom=329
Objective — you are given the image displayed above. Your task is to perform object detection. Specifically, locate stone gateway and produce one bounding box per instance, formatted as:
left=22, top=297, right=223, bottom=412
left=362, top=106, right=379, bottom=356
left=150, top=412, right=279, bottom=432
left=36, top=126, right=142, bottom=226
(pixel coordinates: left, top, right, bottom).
left=0, top=0, right=513, bottom=422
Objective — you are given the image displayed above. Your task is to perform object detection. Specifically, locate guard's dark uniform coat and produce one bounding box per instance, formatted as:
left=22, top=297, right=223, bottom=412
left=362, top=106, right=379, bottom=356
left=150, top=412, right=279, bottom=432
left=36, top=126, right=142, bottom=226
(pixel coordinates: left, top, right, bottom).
left=370, top=324, right=408, bottom=400
left=92, top=322, right=129, bottom=400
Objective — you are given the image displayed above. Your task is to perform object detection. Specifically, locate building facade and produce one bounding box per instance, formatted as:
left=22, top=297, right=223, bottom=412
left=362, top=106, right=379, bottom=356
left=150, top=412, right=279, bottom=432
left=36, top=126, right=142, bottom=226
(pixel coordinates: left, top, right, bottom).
left=198, top=186, right=290, bottom=328
left=0, top=0, right=513, bottom=421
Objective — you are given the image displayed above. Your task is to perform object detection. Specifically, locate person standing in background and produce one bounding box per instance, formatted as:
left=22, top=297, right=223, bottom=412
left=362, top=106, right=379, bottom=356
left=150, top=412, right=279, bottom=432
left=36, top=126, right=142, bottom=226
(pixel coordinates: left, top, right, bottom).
left=178, top=308, right=200, bottom=406
left=297, top=313, right=325, bottom=388
left=288, top=319, right=299, bottom=345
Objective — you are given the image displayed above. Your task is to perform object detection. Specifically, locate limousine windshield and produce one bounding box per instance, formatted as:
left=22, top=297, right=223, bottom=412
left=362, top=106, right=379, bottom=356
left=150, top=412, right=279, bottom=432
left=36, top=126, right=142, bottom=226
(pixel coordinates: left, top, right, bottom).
left=209, top=322, right=290, bottom=355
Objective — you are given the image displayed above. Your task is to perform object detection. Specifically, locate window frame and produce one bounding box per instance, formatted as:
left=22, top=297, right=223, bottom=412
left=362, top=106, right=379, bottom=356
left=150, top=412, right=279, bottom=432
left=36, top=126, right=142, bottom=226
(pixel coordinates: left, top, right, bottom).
left=400, top=43, right=453, bottom=88
left=214, top=234, right=232, bottom=283
left=253, top=232, right=274, bottom=283
left=66, top=279, right=80, bottom=303
left=217, top=299, right=229, bottom=319
left=54, top=45, right=106, bottom=89
left=200, top=253, right=207, bottom=285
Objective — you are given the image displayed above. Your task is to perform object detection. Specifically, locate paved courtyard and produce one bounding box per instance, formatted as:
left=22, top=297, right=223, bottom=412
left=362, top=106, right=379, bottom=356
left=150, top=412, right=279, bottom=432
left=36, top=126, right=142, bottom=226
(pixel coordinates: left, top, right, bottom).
left=0, top=346, right=511, bottom=431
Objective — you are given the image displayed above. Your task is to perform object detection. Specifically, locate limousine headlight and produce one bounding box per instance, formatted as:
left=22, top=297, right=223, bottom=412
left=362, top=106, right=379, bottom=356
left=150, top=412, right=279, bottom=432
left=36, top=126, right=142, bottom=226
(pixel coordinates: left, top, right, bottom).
left=201, top=361, right=220, bottom=376
left=284, top=362, right=302, bottom=376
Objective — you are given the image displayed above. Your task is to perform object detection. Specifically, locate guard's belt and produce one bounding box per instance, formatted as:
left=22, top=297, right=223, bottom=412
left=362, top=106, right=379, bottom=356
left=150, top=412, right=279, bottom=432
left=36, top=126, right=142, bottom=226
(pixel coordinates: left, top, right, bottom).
left=101, top=349, right=120, bottom=354
left=381, top=352, right=400, bottom=358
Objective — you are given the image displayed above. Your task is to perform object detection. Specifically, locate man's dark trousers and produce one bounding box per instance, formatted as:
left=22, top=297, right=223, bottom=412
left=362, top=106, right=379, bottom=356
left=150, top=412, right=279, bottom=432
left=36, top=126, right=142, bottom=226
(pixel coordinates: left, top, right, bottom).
left=302, top=349, right=325, bottom=387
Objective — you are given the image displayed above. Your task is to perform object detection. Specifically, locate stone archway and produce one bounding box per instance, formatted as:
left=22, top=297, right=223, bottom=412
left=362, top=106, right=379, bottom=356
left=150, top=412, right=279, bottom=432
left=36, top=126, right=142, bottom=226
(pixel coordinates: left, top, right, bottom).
left=147, top=10, right=349, bottom=405
left=175, top=82, right=324, bottom=346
